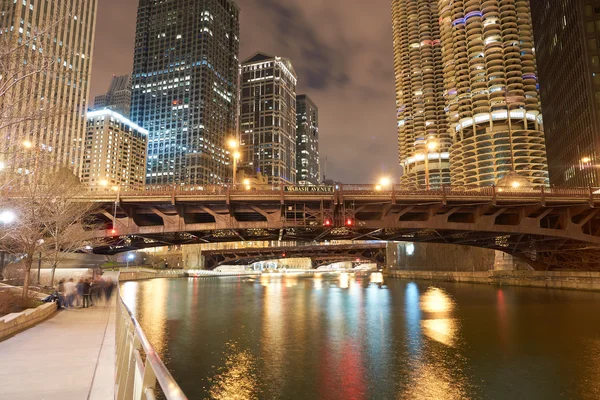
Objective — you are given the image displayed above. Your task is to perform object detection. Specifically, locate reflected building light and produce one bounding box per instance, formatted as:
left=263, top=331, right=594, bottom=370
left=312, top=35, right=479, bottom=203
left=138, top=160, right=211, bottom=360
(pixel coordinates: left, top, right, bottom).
left=405, top=282, right=422, bottom=356
left=370, top=272, right=384, bottom=284
left=421, top=287, right=454, bottom=313
left=406, top=243, right=415, bottom=256
left=314, top=273, right=323, bottom=290
left=339, top=272, right=350, bottom=289
left=422, top=318, right=457, bottom=347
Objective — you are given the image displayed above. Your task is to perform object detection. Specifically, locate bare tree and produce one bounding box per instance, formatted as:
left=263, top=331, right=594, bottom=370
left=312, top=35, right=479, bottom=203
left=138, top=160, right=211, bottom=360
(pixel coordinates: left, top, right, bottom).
left=41, top=170, right=102, bottom=286
left=0, top=164, right=101, bottom=298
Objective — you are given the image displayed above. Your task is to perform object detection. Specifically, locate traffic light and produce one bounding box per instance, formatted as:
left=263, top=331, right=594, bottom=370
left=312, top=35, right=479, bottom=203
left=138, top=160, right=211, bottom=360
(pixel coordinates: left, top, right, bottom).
left=110, top=228, right=117, bottom=235
left=282, top=252, right=286, bottom=258
left=346, top=218, right=353, bottom=226
left=324, top=219, right=332, bottom=226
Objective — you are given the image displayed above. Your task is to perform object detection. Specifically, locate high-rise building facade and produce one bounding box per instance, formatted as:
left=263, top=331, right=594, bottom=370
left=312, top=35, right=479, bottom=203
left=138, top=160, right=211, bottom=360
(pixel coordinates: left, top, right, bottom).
left=437, top=0, right=548, bottom=186
left=131, top=0, right=240, bottom=186
left=531, top=0, right=600, bottom=187
left=296, top=94, right=320, bottom=185
left=83, top=109, right=148, bottom=191
left=239, top=53, right=297, bottom=185
left=0, top=0, right=98, bottom=176
left=392, top=0, right=451, bottom=187
left=93, top=74, right=132, bottom=117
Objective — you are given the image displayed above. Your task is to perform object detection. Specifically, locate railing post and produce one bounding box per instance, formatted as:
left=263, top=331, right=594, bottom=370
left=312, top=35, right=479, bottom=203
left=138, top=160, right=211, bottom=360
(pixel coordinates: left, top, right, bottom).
left=171, top=185, right=176, bottom=205
left=540, top=185, right=546, bottom=206
left=589, top=185, right=594, bottom=208
left=492, top=185, right=497, bottom=206
left=226, top=186, right=230, bottom=205
left=441, top=184, right=447, bottom=205
left=391, top=184, right=396, bottom=204
left=280, top=184, right=285, bottom=205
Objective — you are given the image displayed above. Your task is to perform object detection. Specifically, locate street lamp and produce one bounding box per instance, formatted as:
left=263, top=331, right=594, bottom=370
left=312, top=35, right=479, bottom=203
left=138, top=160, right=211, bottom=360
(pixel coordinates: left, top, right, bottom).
left=422, top=139, right=439, bottom=189
left=243, top=178, right=251, bottom=190
left=376, top=176, right=391, bottom=191
left=126, top=253, right=135, bottom=269
left=228, top=139, right=240, bottom=187
left=0, top=210, right=16, bottom=225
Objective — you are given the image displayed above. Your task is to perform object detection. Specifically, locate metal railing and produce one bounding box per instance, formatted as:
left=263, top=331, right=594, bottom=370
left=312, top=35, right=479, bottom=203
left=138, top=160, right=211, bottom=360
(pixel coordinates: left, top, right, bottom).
left=80, top=183, right=600, bottom=200
left=115, top=275, right=187, bottom=400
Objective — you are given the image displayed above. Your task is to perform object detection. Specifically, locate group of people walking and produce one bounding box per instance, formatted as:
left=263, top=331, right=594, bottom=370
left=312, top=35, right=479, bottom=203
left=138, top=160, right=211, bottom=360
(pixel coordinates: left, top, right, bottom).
left=56, top=276, right=114, bottom=309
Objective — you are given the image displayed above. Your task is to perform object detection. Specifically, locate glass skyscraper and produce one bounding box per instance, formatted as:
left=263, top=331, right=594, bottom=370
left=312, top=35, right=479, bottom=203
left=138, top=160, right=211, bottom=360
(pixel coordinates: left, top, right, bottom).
left=131, top=0, right=240, bottom=186
left=239, top=52, right=297, bottom=185
left=296, top=94, right=320, bottom=185
left=531, top=0, right=600, bottom=187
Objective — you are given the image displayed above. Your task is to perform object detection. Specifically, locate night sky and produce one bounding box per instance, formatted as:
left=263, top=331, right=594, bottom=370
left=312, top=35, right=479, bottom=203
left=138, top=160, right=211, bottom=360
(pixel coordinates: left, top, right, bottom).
left=90, top=0, right=399, bottom=183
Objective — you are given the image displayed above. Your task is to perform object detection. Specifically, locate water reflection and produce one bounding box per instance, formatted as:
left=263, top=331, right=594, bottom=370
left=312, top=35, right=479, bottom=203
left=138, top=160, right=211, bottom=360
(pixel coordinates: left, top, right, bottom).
left=123, top=276, right=600, bottom=400
left=208, top=342, right=259, bottom=400
left=420, top=287, right=457, bottom=347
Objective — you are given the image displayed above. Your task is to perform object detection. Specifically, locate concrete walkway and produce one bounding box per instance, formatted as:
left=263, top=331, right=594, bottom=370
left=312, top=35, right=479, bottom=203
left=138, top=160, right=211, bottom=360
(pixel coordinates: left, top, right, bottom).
left=0, top=278, right=117, bottom=400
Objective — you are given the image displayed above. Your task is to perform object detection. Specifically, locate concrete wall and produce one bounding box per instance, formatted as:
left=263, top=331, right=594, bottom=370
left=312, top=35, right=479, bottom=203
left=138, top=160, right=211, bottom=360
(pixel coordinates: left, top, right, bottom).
left=386, top=270, right=600, bottom=291
left=386, top=242, right=531, bottom=272
left=0, top=285, right=57, bottom=341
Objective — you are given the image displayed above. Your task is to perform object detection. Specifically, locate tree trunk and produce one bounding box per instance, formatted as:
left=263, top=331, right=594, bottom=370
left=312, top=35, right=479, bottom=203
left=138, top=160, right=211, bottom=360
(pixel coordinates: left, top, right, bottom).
left=50, top=261, right=58, bottom=287
left=0, top=251, right=5, bottom=281
left=22, top=253, right=33, bottom=301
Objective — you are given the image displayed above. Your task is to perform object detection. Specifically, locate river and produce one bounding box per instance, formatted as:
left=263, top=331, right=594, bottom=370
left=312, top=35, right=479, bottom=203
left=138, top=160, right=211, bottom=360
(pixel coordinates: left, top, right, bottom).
left=121, top=273, right=600, bottom=399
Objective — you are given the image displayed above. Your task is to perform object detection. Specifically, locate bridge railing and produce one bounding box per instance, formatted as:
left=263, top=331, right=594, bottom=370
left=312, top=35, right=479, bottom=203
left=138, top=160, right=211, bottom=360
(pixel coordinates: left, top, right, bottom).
left=115, top=277, right=187, bottom=400
left=83, top=184, right=600, bottom=200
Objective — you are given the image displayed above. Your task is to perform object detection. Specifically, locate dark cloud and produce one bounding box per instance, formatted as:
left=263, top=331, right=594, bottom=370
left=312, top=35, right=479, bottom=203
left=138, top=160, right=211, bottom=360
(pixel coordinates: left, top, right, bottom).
left=90, top=0, right=399, bottom=183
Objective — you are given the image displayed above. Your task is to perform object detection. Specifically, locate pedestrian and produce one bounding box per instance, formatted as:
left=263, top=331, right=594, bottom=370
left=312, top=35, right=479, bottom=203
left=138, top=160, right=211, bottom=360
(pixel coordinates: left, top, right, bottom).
left=56, top=279, right=65, bottom=309
left=104, top=278, right=114, bottom=302
left=64, top=278, right=76, bottom=308
left=76, top=278, right=84, bottom=307
left=91, top=276, right=105, bottom=305
left=82, top=278, right=92, bottom=308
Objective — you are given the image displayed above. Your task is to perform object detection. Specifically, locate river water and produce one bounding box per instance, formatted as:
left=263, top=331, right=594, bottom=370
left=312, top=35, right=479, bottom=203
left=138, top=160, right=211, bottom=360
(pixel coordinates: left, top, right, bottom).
left=121, top=273, right=600, bottom=399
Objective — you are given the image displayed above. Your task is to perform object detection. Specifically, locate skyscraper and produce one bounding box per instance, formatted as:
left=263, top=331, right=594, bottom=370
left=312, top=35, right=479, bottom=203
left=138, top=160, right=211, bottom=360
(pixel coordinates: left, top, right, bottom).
left=392, top=0, right=451, bottom=187
left=131, top=0, right=240, bottom=186
left=437, top=0, right=548, bottom=186
left=83, top=109, right=148, bottom=191
left=93, top=74, right=132, bottom=117
left=239, top=52, right=297, bottom=185
left=531, top=1, right=600, bottom=187
left=0, top=0, right=98, bottom=176
left=296, top=94, right=320, bottom=185
left=392, top=1, right=549, bottom=187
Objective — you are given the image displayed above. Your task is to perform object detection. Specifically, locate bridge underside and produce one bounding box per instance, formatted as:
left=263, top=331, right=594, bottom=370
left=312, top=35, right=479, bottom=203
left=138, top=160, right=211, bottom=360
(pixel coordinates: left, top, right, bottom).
left=87, top=190, right=600, bottom=271
left=92, top=227, right=600, bottom=271
left=198, top=243, right=387, bottom=270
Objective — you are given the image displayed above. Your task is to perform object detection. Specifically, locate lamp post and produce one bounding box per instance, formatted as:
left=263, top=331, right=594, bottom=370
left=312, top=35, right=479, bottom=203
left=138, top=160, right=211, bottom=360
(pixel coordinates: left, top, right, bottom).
left=100, top=180, right=119, bottom=234
left=0, top=210, right=16, bottom=280
left=418, top=139, right=439, bottom=189
left=228, top=139, right=240, bottom=187
left=376, top=176, right=391, bottom=191
left=126, top=253, right=134, bottom=269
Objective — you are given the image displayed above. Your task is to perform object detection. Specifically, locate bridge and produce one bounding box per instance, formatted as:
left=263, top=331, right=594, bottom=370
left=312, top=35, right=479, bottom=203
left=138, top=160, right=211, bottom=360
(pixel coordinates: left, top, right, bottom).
left=81, top=184, right=600, bottom=271
left=200, top=242, right=387, bottom=269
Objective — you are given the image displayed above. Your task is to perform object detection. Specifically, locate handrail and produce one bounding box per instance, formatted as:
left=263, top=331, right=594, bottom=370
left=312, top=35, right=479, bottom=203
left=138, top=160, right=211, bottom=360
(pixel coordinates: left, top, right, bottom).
left=115, top=273, right=187, bottom=400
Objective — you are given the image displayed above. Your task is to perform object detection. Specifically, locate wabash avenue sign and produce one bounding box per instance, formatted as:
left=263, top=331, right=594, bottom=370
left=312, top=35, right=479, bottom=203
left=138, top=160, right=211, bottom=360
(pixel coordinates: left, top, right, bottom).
left=284, top=186, right=335, bottom=193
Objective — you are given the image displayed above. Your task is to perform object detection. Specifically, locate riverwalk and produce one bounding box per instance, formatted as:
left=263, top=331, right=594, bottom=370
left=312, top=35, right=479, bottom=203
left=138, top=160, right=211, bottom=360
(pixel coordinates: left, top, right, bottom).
left=0, top=275, right=117, bottom=400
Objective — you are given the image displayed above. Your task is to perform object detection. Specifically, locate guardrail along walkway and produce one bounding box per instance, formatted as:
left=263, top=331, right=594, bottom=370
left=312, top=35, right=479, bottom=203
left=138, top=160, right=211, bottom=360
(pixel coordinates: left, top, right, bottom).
left=0, top=272, right=118, bottom=400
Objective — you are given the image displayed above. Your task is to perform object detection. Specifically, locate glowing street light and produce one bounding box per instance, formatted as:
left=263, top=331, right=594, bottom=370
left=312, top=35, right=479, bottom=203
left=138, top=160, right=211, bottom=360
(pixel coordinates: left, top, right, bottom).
left=379, top=177, right=391, bottom=187
left=0, top=210, right=16, bottom=224
left=126, top=253, right=135, bottom=268
left=243, top=178, right=251, bottom=190
left=228, top=139, right=240, bottom=186
left=99, top=179, right=109, bottom=187
left=22, top=140, right=33, bottom=149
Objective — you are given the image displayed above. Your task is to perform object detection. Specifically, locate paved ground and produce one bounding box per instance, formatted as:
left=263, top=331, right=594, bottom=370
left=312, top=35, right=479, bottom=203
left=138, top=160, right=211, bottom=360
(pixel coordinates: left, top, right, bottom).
left=0, top=273, right=117, bottom=400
